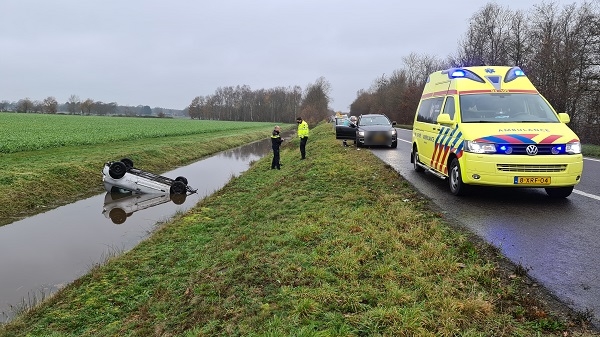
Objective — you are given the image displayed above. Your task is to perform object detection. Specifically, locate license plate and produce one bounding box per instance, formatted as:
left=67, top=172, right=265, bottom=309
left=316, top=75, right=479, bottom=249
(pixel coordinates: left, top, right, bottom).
left=514, top=176, right=551, bottom=185
left=374, top=135, right=385, bottom=141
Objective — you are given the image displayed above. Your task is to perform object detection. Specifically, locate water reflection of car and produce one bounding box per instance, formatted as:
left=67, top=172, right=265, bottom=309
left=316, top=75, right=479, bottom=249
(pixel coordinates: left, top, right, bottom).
left=102, top=158, right=197, bottom=195
left=102, top=187, right=188, bottom=224
left=335, top=113, right=397, bottom=148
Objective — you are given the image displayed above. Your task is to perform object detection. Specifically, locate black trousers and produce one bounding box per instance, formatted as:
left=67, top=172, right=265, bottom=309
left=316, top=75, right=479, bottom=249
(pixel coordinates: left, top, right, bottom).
left=300, top=137, right=308, bottom=159
left=271, top=148, right=280, bottom=169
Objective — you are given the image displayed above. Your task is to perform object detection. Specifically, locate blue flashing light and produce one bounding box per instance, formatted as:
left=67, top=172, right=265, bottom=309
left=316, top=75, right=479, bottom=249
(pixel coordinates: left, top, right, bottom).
left=451, top=70, right=466, bottom=78
left=505, top=67, right=527, bottom=83
left=500, top=145, right=507, bottom=151
left=443, top=68, right=485, bottom=83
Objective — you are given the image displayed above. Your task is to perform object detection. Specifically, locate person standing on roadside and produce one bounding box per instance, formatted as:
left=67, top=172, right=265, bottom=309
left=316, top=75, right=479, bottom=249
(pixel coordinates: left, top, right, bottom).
left=271, top=125, right=284, bottom=170
left=296, top=116, right=309, bottom=159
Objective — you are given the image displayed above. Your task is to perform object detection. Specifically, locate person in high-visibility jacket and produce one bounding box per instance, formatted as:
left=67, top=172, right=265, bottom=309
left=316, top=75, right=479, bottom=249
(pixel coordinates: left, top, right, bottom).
left=271, top=125, right=284, bottom=170
left=296, top=116, right=309, bottom=159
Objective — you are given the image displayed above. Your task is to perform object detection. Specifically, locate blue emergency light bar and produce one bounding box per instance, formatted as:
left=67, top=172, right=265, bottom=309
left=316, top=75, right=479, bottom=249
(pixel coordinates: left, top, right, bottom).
left=442, top=68, right=485, bottom=83
left=504, top=67, right=527, bottom=83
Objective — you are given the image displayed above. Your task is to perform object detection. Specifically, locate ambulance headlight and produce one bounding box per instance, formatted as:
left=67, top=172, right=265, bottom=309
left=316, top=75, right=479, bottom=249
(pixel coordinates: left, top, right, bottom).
left=566, top=141, right=581, bottom=154
left=465, top=140, right=496, bottom=154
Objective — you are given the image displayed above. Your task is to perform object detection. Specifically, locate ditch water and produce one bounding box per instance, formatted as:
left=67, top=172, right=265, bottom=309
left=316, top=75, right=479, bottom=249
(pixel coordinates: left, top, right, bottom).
left=0, top=135, right=285, bottom=322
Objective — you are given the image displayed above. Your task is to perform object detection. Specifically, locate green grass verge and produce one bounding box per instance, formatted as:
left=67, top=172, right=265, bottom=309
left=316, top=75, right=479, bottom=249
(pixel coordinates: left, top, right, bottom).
left=583, top=144, right=600, bottom=158
left=0, top=123, right=293, bottom=227
left=0, top=123, right=594, bottom=336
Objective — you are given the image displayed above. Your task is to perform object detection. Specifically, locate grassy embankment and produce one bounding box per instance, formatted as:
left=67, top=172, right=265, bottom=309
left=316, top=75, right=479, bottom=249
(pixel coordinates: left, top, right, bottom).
left=0, top=113, right=292, bottom=227
left=1, top=123, right=596, bottom=336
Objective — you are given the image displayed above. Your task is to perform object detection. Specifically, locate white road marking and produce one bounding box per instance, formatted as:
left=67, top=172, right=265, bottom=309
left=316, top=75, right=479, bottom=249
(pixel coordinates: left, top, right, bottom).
left=585, top=157, right=600, bottom=163
left=573, top=189, right=600, bottom=201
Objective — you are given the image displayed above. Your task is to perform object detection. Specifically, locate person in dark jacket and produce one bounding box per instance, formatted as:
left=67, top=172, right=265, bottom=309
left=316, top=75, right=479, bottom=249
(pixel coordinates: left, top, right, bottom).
left=271, top=125, right=284, bottom=170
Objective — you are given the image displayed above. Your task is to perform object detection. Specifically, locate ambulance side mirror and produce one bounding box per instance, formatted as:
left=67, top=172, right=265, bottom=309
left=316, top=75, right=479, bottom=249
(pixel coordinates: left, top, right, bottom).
left=436, top=113, right=453, bottom=125
left=558, top=113, right=570, bottom=124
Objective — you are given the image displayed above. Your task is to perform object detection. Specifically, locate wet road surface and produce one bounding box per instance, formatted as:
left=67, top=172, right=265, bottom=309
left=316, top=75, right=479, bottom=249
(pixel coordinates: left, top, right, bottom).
left=371, top=128, right=600, bottom=328
left=0, top=137, right=279, bottom=322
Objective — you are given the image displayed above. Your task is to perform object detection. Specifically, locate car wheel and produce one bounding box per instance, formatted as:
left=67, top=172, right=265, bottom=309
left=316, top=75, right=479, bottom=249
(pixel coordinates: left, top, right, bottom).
left=108, top=161, right=127, bottom=179
left=449, top=158, right=468, bottom=196
left=120, top=158, right=134, bottom=170
left=355, top=137, right=362, bottom=148
left=109, top=208, right=127, bottom=225
left=175, top=176, right=188, bottom=185
left=545, top=186, right=574, bottom=198
left=171, top=193, right=187, bottom=205
left=170, top=181, right=187, bottom=195
left=412, top=148, right=424, bottom=173
left=391, top=140, right=397, bottom=149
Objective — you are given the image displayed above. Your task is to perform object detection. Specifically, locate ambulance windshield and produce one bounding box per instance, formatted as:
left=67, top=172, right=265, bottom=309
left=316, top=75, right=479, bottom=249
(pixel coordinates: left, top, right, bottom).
left=459, top=93, right=560, bottom=123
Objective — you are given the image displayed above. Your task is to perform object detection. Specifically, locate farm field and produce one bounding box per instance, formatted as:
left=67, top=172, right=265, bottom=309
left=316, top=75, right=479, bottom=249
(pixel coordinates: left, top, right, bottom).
left=0, top=112, right=275, bottom=153
left=0, top=113, right=290, bottom=226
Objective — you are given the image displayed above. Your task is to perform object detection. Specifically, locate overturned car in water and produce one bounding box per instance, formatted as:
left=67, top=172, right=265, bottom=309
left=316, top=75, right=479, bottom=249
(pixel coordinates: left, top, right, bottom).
left=102, top=158, right=197, bottom=195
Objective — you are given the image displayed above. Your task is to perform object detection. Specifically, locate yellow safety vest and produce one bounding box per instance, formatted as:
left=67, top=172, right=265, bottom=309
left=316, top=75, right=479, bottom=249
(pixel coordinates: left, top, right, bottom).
left=297, top=121, right=309, bottom=138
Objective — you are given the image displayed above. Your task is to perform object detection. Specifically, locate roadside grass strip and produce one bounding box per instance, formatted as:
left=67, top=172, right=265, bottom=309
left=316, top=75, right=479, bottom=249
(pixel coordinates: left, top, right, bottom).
left=0, top=124, right=594, bottom=336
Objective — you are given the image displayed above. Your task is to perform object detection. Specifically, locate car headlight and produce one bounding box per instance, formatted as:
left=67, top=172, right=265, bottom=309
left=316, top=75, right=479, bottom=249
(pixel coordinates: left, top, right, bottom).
left=566, top=141, right=581, bottom=154
left=465, top=140, right=496, bottom=154
left=358, top=131, right=365, bottom=136
left=390, top=129, right=396, bottom=135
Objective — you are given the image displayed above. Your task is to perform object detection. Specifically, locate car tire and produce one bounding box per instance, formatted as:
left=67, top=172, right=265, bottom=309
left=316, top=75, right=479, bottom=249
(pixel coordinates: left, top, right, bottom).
left=448, top=158, right=468, bottom=196
left=109, top=208, right=127, bottom=225
left=171, top=193, right=187, bottom=205
left=120, top=158, right=134, bottom=170
left=412, top=148, right=425, bottom=173
left=175, top=176, right=188, bottom=186
left=545, top=186, right=574, bottom=198
left=391, top=140, right=397, bottom=149
left=170, top=181, right=187, bottom=195
left=108, top=161, right=127, bottom=179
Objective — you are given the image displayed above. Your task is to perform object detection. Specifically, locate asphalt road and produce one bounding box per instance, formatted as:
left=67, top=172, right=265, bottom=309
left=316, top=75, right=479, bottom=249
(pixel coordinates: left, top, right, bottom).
left=370, top=128, right=600, bottom=327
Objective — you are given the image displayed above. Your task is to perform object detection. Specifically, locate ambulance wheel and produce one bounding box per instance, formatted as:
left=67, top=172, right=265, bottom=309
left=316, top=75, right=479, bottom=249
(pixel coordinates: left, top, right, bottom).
left=449, top=158, right=468, bottom=196
left=109, top=208, right=127, bottom=225
left=545, top=186, right=574, bottom=198
left=120, top=158, right=134, bottom=170
left=170, top=181, right=187, bottom=195
left=412, top=148, right=424, bottom=173
left=175, top=176, right=188, bottom=185
left=109, top=161, right=127, bottom=179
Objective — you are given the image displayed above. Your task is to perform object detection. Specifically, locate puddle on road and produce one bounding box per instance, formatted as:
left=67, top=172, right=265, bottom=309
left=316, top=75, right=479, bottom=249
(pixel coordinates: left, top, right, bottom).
left=0, top=136, right=283, bottom=322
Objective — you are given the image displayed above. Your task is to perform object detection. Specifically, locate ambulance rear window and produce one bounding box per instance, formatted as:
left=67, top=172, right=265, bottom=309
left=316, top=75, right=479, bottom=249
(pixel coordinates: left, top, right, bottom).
left=459, top=93, right=560, bottom=123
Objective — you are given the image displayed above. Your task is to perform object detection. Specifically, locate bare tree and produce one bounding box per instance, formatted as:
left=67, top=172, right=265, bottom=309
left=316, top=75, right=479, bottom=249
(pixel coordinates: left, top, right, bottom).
left=42, top=96, right=58, bottom=114
left=80, top=99, right=94, bottom=115
left=67, top=94, right=81, bottom=114
left=16, top=98, right=33, bottom=113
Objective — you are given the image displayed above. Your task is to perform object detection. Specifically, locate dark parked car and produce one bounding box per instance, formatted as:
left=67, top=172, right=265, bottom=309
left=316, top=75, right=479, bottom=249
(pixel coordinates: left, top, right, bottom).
left=335, top=114, right=397, bottom=148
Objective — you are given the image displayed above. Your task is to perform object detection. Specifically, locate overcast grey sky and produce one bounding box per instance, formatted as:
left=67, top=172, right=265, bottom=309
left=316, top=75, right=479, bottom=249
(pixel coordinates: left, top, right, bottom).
left=0, top=0, right=582, bottom=112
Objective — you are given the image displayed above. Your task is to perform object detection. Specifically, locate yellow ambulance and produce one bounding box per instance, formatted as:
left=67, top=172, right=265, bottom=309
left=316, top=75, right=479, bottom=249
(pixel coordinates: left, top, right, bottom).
left=411, top=66, right=583, bottom=198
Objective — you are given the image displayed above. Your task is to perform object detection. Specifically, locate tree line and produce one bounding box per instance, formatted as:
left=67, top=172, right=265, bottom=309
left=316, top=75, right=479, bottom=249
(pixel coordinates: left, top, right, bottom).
left=350, top=1, right=600, bottom=145
left=0, top=95, right=184, bottom=118
left=186, top=77, right=332, bottom=126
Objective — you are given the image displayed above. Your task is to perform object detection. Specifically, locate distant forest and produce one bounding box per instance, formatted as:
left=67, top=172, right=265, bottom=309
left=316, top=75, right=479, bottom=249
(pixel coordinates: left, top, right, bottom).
left=350, top=2, right=600, bottom=145
left=0, top=96, right=184, bottom=118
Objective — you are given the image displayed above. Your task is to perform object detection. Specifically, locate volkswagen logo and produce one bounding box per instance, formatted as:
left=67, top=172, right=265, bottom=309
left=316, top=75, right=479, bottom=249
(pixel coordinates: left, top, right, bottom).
left=526, top=145, right=538, bottom=155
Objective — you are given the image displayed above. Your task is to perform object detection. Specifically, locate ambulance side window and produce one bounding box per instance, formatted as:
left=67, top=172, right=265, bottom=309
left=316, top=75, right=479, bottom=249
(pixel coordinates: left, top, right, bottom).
left=416, top=97, right=444, bottom=124
left=442, top=96, right=455, bottom=119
